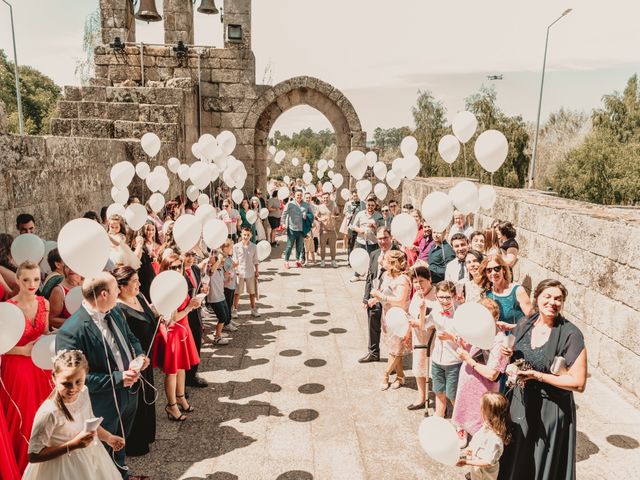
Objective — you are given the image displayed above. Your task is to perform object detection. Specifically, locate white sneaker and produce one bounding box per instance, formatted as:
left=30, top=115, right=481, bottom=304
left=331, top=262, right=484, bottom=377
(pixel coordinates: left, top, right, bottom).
left=251, top=309, right=260, bottom=317
left=350, top=275, right=360, bottom=283
left=230, top=320, right=240, bottom=328
left=331, top=260, right=338, bottom=268
left=212, top=336, right=230, bottom=345
left=223, top=323, right=238, bottom=332
left=320, top=260, right=326, bottom=267
left=231, top=308, right=238, bottom=318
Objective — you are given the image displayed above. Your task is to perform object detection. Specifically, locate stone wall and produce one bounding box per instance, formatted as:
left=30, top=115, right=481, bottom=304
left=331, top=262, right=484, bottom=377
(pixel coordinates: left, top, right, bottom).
left=403, top=177, right=640, bottom=401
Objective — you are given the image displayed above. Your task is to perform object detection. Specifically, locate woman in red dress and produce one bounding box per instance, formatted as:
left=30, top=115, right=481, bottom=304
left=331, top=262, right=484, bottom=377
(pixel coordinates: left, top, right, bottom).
left=47, top=265, right=82, bottom=330
left=0, top=261, right=53, bottom=473
left=152, top=254, right=201, bottom=422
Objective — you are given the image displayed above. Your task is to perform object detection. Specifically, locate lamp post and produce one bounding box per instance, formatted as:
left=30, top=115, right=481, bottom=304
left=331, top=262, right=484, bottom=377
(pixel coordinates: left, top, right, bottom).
left=1, top=0, right=24, bottom=135
left=527, top=8, right=572, bottom=189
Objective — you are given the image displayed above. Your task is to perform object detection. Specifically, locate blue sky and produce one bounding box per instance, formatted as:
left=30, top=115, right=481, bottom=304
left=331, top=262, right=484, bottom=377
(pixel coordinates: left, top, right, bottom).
left=1, top=0, right=638, bottom=135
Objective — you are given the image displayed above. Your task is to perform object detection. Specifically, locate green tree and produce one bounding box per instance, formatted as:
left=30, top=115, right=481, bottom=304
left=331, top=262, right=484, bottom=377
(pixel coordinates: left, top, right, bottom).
left=0, top=49, right=61, bottom=135
left=411, top=90, right=447, bottom=177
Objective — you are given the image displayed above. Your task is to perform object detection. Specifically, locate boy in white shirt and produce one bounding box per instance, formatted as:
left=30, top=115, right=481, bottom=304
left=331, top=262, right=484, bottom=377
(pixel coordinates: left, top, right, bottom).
left=232, top=227, right=260, bottom=317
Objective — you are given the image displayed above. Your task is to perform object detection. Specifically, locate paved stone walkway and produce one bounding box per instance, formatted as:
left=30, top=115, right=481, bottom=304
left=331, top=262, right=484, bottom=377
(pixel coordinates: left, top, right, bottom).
left=129, top=246, right=640, bottom=480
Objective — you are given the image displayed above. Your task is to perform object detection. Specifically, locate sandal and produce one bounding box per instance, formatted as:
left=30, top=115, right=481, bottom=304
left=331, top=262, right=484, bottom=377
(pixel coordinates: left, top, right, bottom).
left=391, top=376, right=405, bottom=389
left=380, top=373, right=391, bottom=391
left=176, top=394, right=194, bottom=412
left=165, top=403, right=187, bottom=422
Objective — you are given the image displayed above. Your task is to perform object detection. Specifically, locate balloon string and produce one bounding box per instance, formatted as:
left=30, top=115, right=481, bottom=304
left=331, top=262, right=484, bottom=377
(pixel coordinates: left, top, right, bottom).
left=491, top=173, right=494, bottom=187
left=449, top=164, right=453, bottom=180
left=463, top=144, right=467, bottom=178
left=0, top=377, right=29, bottom=446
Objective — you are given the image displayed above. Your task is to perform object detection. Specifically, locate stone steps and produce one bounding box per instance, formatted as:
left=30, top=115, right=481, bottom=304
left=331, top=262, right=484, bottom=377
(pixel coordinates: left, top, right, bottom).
left=51, top=118, right=178, bottom=141
left=56, top=100, right=181, bottom=124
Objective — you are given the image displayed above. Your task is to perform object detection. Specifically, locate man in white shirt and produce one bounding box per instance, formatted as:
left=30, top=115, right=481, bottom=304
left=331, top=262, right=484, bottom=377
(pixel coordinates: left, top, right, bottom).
left=445, top=233, right=470, bottom=282
left=219, top=199, right=241, bottom=242
left=447, top=210, right=474, bottom=243
left=232, top=227, right=260, bottom=317
left=315, top=192, right=340, bottom=267
left=349, top=196, right=384, bottom=281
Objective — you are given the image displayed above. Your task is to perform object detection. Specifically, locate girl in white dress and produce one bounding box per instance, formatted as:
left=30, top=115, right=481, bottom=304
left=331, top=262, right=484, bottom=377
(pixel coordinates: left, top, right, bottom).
left=23, top=350, right=125, bottom=480
left=250, top=197, right=267, bottom=241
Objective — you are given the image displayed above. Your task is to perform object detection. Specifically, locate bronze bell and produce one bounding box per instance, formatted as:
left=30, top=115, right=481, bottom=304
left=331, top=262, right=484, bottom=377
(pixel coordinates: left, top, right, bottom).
left=134, top=0, right=162, bottom=23
left=197, top=0, right=219, bottom=15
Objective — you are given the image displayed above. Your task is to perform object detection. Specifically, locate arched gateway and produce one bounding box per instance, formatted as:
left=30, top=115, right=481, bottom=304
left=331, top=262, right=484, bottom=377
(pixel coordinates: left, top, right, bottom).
left=244, top=76, right=366, bottom=191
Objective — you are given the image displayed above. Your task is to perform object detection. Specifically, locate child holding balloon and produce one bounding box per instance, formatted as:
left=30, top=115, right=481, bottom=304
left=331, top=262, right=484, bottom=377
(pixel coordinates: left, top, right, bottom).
left=457, top=392, right=511, bottom=480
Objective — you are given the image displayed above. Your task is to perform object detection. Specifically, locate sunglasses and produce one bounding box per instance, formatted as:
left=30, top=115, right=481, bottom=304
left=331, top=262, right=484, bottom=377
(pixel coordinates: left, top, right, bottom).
left=437, top=295, right=452, bottom=300
left=487, top=266, right=503, bottom=273
left=382, top=209, right=389, bottom=212
left=169, top=264, right=182, bottom=270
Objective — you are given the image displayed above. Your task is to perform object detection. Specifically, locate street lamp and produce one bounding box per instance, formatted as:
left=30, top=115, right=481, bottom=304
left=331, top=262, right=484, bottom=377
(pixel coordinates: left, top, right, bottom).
left=527, top=8, right=572, bottom=189
left=1, top=0, right=24, bottom=135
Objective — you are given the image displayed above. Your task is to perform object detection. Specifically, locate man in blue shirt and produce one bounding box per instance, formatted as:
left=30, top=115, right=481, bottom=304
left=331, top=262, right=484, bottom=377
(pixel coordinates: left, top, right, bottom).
left=281, top=189, right=312, bottom=269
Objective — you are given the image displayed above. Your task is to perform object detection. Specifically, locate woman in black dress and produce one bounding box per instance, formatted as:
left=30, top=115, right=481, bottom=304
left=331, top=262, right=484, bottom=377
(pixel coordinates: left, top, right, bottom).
left=498, top=279, right=587, bottom=480
left=112, top=266, right=158, bottom=456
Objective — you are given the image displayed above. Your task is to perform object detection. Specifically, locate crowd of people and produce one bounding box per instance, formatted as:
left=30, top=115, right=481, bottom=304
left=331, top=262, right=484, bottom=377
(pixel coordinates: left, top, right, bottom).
left=0, top=181, right=589, bottom=480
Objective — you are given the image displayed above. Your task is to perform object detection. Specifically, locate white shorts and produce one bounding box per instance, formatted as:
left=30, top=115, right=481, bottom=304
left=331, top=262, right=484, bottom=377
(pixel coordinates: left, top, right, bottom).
left=236, top=276, right=257, bottom=295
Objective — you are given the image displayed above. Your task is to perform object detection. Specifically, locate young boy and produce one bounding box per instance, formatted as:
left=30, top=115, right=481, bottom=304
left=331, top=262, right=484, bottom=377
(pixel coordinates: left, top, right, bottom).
left=205, top=250, right=231, bottom=345
left=232, top=227, right=260, bottom=317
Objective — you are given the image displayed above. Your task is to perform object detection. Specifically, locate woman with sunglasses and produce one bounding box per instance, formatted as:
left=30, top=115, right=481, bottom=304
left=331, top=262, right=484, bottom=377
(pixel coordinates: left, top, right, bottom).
left=151, top=254, right=201, bottom=422
left=483, top=254, right=533, bottom=332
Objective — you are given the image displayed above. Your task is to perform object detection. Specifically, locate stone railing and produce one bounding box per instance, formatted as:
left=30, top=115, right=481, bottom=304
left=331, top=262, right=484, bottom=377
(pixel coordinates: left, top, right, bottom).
left=403, top=177, right=640, bottom=401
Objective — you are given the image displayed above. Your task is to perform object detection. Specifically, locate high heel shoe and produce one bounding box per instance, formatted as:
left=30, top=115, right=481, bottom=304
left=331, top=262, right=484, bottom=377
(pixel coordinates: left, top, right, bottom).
left=176, top=394, right=194, bottom=412
left=391, top=376, right=405, bottom=389
left=165, top=403, right=187, bottom=422
left=380, top=373, right=391, bottom=391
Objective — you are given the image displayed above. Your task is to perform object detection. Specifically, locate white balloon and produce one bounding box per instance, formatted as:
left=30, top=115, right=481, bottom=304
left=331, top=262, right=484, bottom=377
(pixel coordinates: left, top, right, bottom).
left=173, top=214, right=201, bottom=252
left=186, top=185, right=200, bottom=202
left=144, top=171, right=159, bottom=192
left=275, top=150, right=286, bottom=164
left=340, top=188, right=351, bottom=202
left=150, top=271, right=188, bottom=317
left=452, top=111, right=478, bottom=144
left=268, top=145, right=277, bottom=156
left=474, top=130, right=509, bottom=173
left=449, top=180, right=479, bottom=215
left=365, top=151, right=378, bottom=167
left=404, top=154, right=421, bottom=180
left=400, top=135, right=418, bottom=157
left=321, top=181, right=333, bottom=194
left=153, top=165, right=167, bottom=176
left=148, top=193, right=165, bottom=213
left=479, top=185, right=497, bottom=210
left=135, top=161, right=150, bottom=180
left=214, top=154, right=228, bottom=171
left=167, top=157, right=181, bottom=173
left=303, top=163, right=310, bottom=172
left=11, top=234, right=45, bottom=265
left=317, top=159, right=328, bottom=171
left=177, top=164, right=190, bottom=182
left=191, top=142, right=203, bottom=160
left=356, top=179, right=372, bottom=199
left=39, top=240, right=57, bottom=275
left=283, top=175, right=291, bottom=185
left=316, top=170, right=325, bottom=180
left=302, top=172, right=313, bottom=185
left=231, top=189, right=244, bottom=205
left=374, top=182, right=387, bottom=201
left=391, top=213, right=418, bottom=247
left=421, top=192, right=453, bottom=232
left=328, top=159, right=335, bottom=169
left=256, top=240, right=272, bottom=261
left=373, top=162, right=387, bottom=181
left=106, top=203, right=125, bottom=219
left=267, top=166, right=271, bottom=176
left=194, top=204, right=216, bottom=226
left=110, top=161, right=135, bottom=189
left=291, top=157, right=299, bottom=166
left=217, top=130, right=237, bottom=156
left=125, top=203, right=148, bottom=231
left=305, top=184, right=317, bottom=195
left=209, top=163, right=220, bottom=182
left=386, top=307, right=410, bottom=337
left=197, top=193, right=210, bottom=206
left=278, top=186, right=290, bottom=201
left=157, top=174, right=170, bottom=194
left=392, top=157, right=408, bottom=179
left=386, top=170, right=401, bottom=190
left=245, top=210, right=258, bottom=225
left=418, top=416, right=460, bottom=466
left=202, top=219, right=228, bottom=249
left=453, top=302, right=496, bottom=350
left=438, top=135, right=461, bottom=164
left=141, top=132, right=161, bottom=157
left=189, top=161, right=212, bottom=190
left=349, top=248, right=370, bottom=275
left=259, top=208, right=269, bottom=220
left=327, top=170, right=334, bottom=179
left=198, top=133, right=217, bottom=159
left=31, top=334, right=56, bottom=370
left=64, top=286, right=83, bottom=315
left=0, top=303, right=25, bottom=355
left=346, top=150, right=367, bottom=179
left=331, top=173, right=344, bottom=189
left=57, top=218, right=110, bottom=279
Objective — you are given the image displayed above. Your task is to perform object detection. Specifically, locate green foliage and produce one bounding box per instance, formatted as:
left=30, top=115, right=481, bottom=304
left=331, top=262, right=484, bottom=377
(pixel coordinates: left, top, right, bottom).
left=373, top=126, right=412, bottom=149
left=411, top=90, right=447, bottom=178
left=267, top=128, right=336, bottom=179
left=0, top=49, right=61, bottom=135
left=551, top=74, right=640, bottom=205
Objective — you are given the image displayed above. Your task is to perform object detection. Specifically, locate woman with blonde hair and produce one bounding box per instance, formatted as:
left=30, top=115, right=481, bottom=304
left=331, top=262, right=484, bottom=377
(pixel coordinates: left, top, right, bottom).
left=369, top=250, right=412, bottom=390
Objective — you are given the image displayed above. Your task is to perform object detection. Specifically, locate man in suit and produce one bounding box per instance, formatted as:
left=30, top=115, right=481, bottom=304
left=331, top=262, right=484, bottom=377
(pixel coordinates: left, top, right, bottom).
left=183, top=251, right=208, bottom=388
left=359, top=226, right=395, bottom=363
left=56, top=272, right=146, bottom=479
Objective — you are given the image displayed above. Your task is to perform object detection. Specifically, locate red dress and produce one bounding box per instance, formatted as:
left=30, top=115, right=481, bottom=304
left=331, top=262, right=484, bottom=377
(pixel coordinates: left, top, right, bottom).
left=0, top=296, right=53, bottom=473
left=152, top=296, right=200, bottom=374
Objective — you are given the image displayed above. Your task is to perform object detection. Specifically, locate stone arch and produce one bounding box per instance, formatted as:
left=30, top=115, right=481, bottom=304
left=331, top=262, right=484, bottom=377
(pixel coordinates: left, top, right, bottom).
left=244, top=76, right=366, bottom=191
